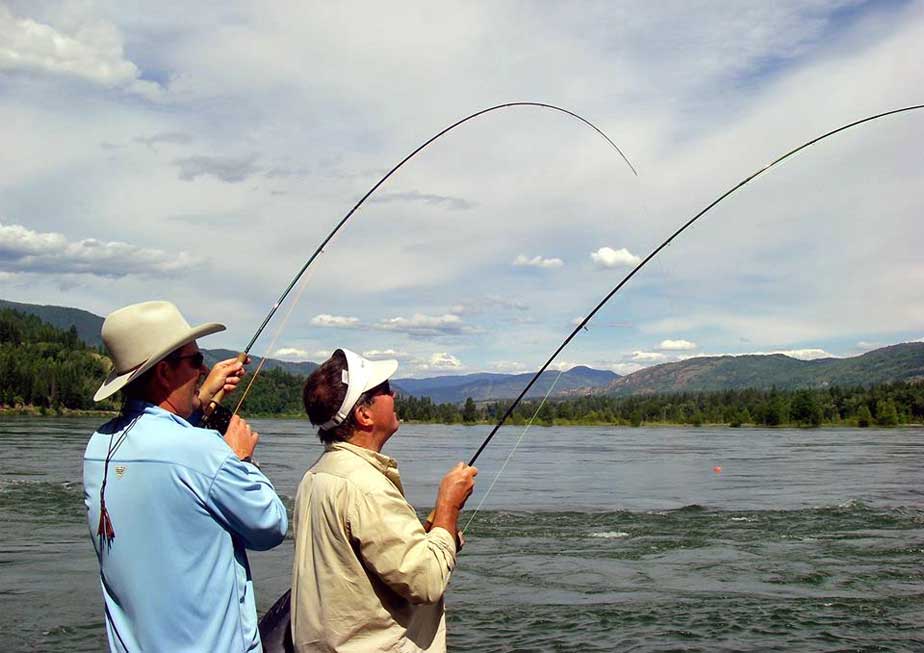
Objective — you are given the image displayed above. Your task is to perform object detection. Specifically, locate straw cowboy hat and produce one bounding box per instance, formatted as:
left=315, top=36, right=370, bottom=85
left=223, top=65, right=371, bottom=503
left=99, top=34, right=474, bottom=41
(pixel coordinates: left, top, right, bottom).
left=93, top=301, right=225, bottom=402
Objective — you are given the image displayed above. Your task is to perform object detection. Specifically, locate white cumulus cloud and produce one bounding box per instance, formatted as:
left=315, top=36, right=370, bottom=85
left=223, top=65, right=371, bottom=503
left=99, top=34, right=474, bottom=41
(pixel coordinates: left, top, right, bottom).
left=659, top=339, right=697, bottom=351
left=391, top=351, right=468, bottom=375
left=609, top=362, right=645, bottom=375
left=631, top=351, right=668, bottom=362
left=513, top=254, right=564, bottom=269
left=771, top=348, right=835, bottom=361
left=0, top=6, right=163, bottom=100
left=0, top=222, right=199, bottom=277
left=590, top=247, right=641, bottom=268
left=427, top=352, right=463, bottom=370
left=273, top=347, right=310, bottom=359
left=310, top=314, right=360, bottom=328
left=374, top=313, right=480, bottom=337
left=363, top=349, right=408, bottom=359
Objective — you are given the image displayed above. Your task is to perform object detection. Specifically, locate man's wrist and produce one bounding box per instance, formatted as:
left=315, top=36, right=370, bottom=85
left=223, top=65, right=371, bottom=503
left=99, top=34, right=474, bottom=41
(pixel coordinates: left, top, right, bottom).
left=430, top=503, right=460, bottom=533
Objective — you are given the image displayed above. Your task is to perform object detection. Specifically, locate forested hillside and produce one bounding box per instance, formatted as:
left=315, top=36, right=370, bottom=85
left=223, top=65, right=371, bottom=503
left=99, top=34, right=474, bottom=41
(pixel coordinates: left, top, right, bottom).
left=0, top=309, right=304, bottom=414
left=1, top=307, right=921, bottom=428
left=480, top=384, right=924, bottom=427
left=0, top=309, right=112, bottom=411
left=0, top=299, right=105, bottom=348
left=603, top=343, right=924, bottom=395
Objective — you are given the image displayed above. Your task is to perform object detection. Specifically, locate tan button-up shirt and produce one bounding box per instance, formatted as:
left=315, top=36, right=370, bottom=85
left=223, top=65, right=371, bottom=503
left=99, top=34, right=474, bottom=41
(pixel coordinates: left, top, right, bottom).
left=291, top=441, right=457, bottom=652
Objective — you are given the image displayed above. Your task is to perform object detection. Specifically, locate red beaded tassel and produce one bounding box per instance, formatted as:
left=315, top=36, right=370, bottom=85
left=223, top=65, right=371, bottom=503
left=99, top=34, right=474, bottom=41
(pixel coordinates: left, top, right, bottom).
left=97, top=492, right=115, bottom=542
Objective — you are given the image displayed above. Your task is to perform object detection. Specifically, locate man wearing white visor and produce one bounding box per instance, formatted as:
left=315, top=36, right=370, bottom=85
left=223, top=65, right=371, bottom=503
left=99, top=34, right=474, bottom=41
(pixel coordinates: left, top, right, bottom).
left=291, top=348, right=477, bottom=652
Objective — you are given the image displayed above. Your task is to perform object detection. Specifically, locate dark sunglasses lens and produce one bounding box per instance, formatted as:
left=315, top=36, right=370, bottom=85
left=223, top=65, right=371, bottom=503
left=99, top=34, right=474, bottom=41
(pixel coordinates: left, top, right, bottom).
left=367, top=381, right=392, bottom=398
left=173, top=352, right=205, bottom=367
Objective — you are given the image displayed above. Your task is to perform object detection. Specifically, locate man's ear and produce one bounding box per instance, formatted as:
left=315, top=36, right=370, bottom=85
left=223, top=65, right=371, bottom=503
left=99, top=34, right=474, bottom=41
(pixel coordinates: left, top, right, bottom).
left=150, top=360, right=173, bottom=393
left=353, top=402, right=374, bottom=428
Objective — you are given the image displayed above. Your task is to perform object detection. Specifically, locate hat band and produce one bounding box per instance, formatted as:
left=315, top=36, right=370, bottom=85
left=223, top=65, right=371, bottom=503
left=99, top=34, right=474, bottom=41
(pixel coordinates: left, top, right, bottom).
left=117, top=361, right=146, bottom=376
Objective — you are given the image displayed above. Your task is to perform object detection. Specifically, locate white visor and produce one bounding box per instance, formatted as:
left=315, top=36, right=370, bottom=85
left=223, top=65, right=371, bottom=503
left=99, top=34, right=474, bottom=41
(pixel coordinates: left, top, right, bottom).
left=318, top=348, right=398, bottom=430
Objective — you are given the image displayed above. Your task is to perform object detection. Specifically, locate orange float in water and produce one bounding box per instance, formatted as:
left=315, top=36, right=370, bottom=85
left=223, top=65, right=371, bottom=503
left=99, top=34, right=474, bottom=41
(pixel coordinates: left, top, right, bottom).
left=712, top=466, right=722, bottom=473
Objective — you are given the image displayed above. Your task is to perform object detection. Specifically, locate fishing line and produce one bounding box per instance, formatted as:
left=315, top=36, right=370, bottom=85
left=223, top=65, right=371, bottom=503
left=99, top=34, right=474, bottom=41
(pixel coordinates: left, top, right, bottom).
left=233, top=247, right=326, bottom=416
left=205, top=102, right=638, bottom=419
left=461, top=368, right=566, bottom=534
left=460, top=188, right=648, bottom=524
left=464, top=103, right=924, bottom=468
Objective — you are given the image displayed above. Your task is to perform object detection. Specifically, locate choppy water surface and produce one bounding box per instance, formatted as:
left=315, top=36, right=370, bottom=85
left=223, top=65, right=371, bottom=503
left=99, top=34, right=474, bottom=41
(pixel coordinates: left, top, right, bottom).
left=1, top=418, right=922, bottom=651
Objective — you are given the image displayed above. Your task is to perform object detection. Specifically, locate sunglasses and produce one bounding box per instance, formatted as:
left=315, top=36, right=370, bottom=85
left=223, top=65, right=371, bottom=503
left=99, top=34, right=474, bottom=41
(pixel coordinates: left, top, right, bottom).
left=363, top=380, right=394, bottom=399
left=168, top=351, right=205, bottom=368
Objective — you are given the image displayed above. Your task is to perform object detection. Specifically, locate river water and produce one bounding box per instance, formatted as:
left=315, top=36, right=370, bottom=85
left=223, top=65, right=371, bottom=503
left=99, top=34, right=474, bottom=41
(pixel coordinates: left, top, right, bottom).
left=1, top=417, right=922, bottom=651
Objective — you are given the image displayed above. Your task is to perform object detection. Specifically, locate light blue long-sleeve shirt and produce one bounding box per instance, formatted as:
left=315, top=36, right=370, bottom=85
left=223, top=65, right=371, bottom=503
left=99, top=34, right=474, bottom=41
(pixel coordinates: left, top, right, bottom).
left=83, top=401, right=288, bottom=652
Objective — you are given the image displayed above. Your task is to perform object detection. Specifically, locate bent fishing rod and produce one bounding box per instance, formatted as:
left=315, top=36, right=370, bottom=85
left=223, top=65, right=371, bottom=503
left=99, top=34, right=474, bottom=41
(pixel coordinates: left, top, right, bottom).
left=464, top=103, right=924, bottom=468
left=201, top=102, right=638, bottom=426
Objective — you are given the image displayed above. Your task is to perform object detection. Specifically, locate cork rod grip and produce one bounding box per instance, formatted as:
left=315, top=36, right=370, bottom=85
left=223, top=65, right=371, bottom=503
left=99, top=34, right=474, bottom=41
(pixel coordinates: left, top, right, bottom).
left=203, top=351, right=248, bottom=417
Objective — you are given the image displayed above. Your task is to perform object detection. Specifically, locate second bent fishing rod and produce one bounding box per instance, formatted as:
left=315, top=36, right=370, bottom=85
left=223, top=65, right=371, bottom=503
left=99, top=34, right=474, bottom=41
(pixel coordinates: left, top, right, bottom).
left=464, top=103, right=924, bottom=468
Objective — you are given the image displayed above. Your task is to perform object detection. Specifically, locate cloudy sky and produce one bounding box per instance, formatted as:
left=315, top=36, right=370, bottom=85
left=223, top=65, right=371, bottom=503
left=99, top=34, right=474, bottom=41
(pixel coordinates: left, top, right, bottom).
left=1, top=0, right=922, bottom=377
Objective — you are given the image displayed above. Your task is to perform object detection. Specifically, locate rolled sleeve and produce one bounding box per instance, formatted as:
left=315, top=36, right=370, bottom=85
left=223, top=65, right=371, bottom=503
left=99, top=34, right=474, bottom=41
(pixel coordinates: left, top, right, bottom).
left=350, top=488, right=456, bottom=605
left=207, top=454, right=288, bottom=551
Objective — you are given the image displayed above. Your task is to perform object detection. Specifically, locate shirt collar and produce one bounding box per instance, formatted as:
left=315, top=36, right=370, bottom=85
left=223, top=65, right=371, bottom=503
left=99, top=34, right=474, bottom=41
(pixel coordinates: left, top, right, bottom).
left=122, top=399, right=194, bottom=428
left=327, top=440, right=404, bottom=493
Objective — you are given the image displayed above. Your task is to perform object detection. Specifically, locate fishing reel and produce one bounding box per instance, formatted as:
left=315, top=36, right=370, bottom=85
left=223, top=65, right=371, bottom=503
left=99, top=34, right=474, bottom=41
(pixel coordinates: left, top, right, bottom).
left=200, top=402, right=234, bottom=435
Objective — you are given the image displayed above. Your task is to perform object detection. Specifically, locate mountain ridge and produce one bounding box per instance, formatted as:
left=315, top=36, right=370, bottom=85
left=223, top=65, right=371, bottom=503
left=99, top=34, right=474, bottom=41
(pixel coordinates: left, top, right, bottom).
left=392, top=366, right=620, bottom=403
left=595, top=342, right=924, bottom=396
left=3, top=298, right=921, bottom=403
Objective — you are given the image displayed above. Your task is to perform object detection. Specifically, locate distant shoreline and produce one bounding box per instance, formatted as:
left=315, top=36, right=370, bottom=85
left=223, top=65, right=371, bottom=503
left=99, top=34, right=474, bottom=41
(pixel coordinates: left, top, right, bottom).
left=0, top=406, right=116, bottom=417
left=1, top=406, right=919, bottom=428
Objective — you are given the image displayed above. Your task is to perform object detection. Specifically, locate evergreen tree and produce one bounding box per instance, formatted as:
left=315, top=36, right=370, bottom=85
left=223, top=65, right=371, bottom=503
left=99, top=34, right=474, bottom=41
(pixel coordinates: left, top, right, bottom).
left=462, top=397, right=478, bottom=423
left=875, top=399, right=899, bottom=427
left=856, top=405, right=873, bottom=427
left=739, top=407, right=752, bottom=425
left=790, top=390, right=823, bottom=427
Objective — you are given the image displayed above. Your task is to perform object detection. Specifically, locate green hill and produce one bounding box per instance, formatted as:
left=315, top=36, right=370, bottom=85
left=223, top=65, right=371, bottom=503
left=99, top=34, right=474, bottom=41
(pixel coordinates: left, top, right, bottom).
left=602, top=343, right=924, bottom=396
left=0, top=299, right=320, bottom=376
left=4, top=298, right=923, bottom=412
left=0, top=308, right=111, bottom=410
left=0, top=299, right=105, bottom=348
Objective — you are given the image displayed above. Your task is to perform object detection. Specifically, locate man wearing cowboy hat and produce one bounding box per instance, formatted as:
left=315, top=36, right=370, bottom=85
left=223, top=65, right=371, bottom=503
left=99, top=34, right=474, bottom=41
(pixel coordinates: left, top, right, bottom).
left=83, top=301, right=288, bottom=652
left=291, top=348, right=477, bottom=652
